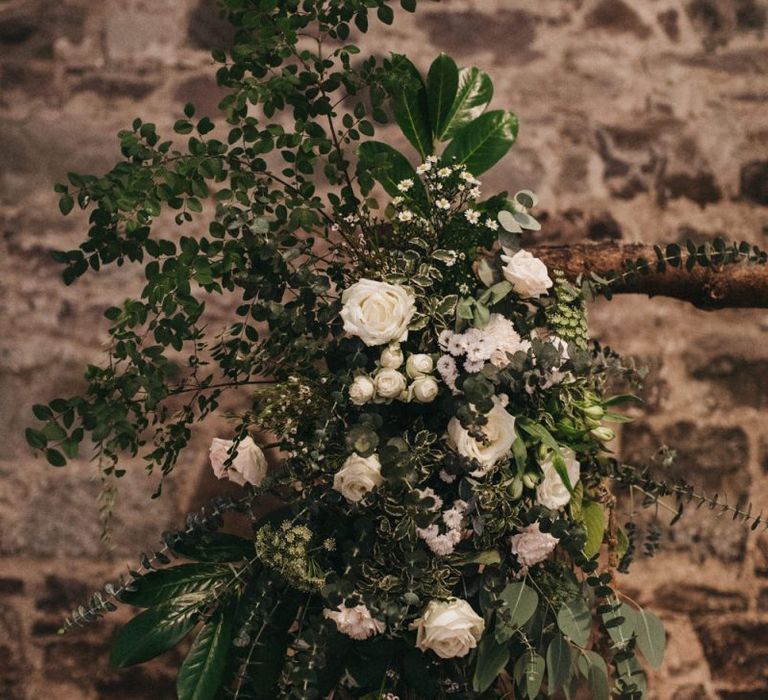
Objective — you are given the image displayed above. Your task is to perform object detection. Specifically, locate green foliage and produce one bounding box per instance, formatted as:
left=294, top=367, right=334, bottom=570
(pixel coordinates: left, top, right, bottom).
left=177, top=606, right=234, bottom=700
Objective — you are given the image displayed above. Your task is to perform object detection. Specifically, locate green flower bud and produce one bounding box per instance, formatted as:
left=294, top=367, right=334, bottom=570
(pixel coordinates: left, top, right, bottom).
left=582, top=405, right=605, bottom=419
left=590, top=426, right=615, bottom=442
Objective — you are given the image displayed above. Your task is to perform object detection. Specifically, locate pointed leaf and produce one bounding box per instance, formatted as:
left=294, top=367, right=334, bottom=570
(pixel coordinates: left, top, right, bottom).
left=472, top=634, right=510, bottom=692
left=390, top=56, right=433, bottom=158
left=635, top=608, right=666, bottom=669
left=604, top=602, right=636, bottom=648
left=442, top=110, right=518, bottom=175
left=119, top=564, right=232, bottom=608
left=546, top=634, right=572, bottom=693
left=513, top=651, right=545, bottom=698
left=581, top=501, right=606, bottom=558
left=557, top=596, right=592, bottom=647
left=588, top=662, right=610, bottom=700
left=110, top=595, right=201, bottom=667
left=439, top=66, right=494, bottom=141
left=357, top=141, right=427, bottom=204
left=171, top=532, right=255, bottom=562
left=177, top=606, right=234, bottom=700
left=426, top=53, right=459, bottom=138
left=577, top=650, right=608, bottom=678
left=500, top=582, right=539, bottom=627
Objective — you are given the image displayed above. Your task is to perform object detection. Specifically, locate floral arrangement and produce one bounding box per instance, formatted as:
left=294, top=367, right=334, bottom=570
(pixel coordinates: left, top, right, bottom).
left=28, top=2, right=768, bottom=699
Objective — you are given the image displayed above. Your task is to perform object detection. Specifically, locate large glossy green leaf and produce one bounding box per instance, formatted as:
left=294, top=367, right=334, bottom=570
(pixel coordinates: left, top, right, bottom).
left=357, top=141, right=427, bottom=203
left=557, top=596, right=592, bottom=647
left=500, top=581, right=538, bottom=628
left=110, top=594, right=202, bottom=667
left=390, top=56, right=433, bottom=158
left=438, top=66, right=494, bottom=141
left=635, top=608, right=666, bottom=669
left=177, top=606, right=234, bottom=700
left=442, top=110, right=518, bottom=176
left=580, top=500, right=606, bottom=558
left=472, top=634, right=510, bottom=693
left=119, top=564, right=232, bottom=608
left=171, top=532, right=255, bottom=562
left=546, top=633, right=572, bottom=693
left=426, top=53, right=459, bottom=139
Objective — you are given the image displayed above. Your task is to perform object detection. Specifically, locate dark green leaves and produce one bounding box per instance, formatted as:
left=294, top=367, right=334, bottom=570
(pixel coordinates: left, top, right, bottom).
left=357, top=141, right=426, bottom=202
left=426, top=54, right=459, bottom=139
left=110, top=594, right=201, bottom=667
left=499, top=581, right=538, bottom=627
left=580, top=500, right=606, bottom=558
left=513, top=651, right=545, bottom=698
left=557, top=596, right=592, bottom=647
left=438, top=66, right=494, bottom=141
left=119, top=564, right=232, bottom=608
left=177, top=606, right=234, bottom=700
left=170, top=532, right=254, bottom=563
left=578, top=651, right=609, bottom=700
left=635, top=608, right=666, bottom=669
left=472, top=634, right=510, bottom=693
left=546, top=634, right=571, bottom=693
left=390, top=56, right=433, bottom=158
left=442, top=110, right=518, bottom=175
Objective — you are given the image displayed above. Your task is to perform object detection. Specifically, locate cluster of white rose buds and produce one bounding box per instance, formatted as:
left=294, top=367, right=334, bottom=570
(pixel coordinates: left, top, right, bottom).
left=348, top=343, right=440, bottom=406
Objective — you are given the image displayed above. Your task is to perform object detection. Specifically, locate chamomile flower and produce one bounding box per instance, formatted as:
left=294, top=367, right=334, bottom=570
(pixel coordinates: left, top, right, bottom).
left=416, top=162, right=432, bottom=175
left=397, top=210, right=414, bottom=223
left=465, top=209, right=481, bottom=224
left=392, top=196, right=404, bottom=206
left=435, top=198, right=451, bottom=210
left=485, top=218, right=499, bottom=231
left=397, top=179, right=414, bottom=192
left=438, top=167, right=452, bottom=178
left=469, top=187, right=482, bottom=199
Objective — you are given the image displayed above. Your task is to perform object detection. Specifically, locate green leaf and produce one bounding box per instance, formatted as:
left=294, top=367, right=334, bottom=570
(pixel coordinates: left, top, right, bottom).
left=546, top=634, right=572, bottom=693
left=25, top=427, right=47, bottom=449
left=472, top=634, right=510, bottom=692
left=500, top=581, right=538, bottom=627
left=580, top=501, right=606, bottom=558
left=635, top=608, right=665, bottom=669
left=517, top=418, right=573, bottom=492
left=426, top=53, right=459, bottom=138
left=59, top=194, right=74, bottom=215
left=171, top=532, right=255, bottom=562
left=390, top=57, right=433, bottom=158
left=513, top=651, right=545, bottom=698
left=177, top=606, right=234, bottom=700
left=587, top=659, right=610, bottom=700
left=109, top=595, right=201, bottom=667
left=119, top=564, right=232, bottom=608
left=450, top=549, right=501, bottom=566
left=357, top=141, right=426, bottom=203
left=603, top=601, right=636, bottom=648
left=46, top=448, right=66, bottom=467
left=438, top=66, right=494, bottom=141
left=557, top=596, right=592, bottom=647
left=443, top=110, right=518, bottom=175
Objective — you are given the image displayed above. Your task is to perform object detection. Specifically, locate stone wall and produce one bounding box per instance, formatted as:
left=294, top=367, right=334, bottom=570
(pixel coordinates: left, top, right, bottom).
left=1, top=1, right=767, bottom=698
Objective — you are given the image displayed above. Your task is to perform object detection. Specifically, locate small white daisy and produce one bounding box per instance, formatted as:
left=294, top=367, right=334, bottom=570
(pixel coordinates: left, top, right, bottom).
left=397, top=209, right=414, bottom=222
left=397, top=179, right=414, bottom=192
left=469, top=187, right=482, bottom=199
left=435, top=198, right=451, bottom=210
left=416, top=162, right=432, bottom=175
left=438, top=167, right=452, bottom=178
left=392, top=196, right=404, bottom=206
left=465, top=209, right=481, bottom=224
left=485, top=218, right=499, bottom=231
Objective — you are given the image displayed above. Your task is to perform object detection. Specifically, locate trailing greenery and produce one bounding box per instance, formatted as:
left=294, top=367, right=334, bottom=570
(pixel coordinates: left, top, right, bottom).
left=31, top=2, right=767, bottom=699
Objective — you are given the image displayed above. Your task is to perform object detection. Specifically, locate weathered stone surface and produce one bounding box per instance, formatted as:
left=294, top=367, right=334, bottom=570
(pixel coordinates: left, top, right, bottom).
left=695, top=619, right=768, bottom=688
left=0, top=577, right=24, bottom=596
left=583, top=0, right=652, bottom=38
left=740, top=160, right=768, bottom=205
left=188, top=0, right=235, bottom=50
left=672, top=684, right=709, bottom=700
left=653, top=583, right=748, bottom=614
left=0, top=604, right=25, bottom=700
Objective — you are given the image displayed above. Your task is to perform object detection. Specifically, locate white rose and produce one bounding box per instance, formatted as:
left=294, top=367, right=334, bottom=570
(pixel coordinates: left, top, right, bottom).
left=374, top=368, right=407, bottom=399
left=510, top=522, right=559, bottom=568
left=406, top=353, right=434, bottom=378
left=380, top=343, right=404, bottom=369
left=412, top=599, right=485, bottom=659
left=349, top=375, right=375, bottom=406
left=410, top=376, right=439, bottom=403
left=333, top=453, right=384, bottom=502
left=447, top=396, right=516, bottom=476
left=340, top=279, right=416, bottom=347
left=536, top=447, right=581, bottom=510
left=501, top=249, right=553, bottom=299
left=209, top=436, right=268, bottom=487
left=324, top=604, right=385, bottom=640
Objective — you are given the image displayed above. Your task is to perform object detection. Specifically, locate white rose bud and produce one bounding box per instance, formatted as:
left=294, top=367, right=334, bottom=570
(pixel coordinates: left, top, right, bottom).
left=447, top=396, right=516, bottom=476
left=333, top=453, right=384, bottom=502
left=536, top=447, right=581, bottom=510
left=209, top=436, right=268, bottom=487
left=410, top=376, right=439, bottom=403
left=411, top=598, right=485, bottom=659
left=324, top=604, right=385, bottom=640
left=348, top=375, right=375, bottom=406
left=406, top=353, right=434, bottom=378
left=380, top=343, right=404, bottom=369
left=374, top=368, right=407, bottom=400
left=340, top=278, right=416, bottom=347
left=510, top=522, right=559, bottom=568
left=500, top=249, right=553, bottom=299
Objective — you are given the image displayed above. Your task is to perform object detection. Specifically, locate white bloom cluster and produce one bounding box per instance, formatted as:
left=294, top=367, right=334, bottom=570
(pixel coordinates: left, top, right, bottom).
left=509, top=522, right=559, bottom=570
left=416, top=499, right=468, bottom=556
left=501, top=249, right=553, bottom=299
left=348, top=344, right=440, bottom=406
left=209, top=436, right=268, bottom=487
left=437, top=314, right=530, bottom=377
left=411, top=598, right=484, bottom=659
left=323, top=603, right=385, bottom=640
left=536, top=447, right=581, bottom=510
left=341, top=279, right=416, bottom=347
left=333, top=453, right=383, bottom=503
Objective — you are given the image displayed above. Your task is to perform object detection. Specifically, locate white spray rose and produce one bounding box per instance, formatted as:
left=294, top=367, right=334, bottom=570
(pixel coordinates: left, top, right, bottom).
left=501, top=249, right=553, bottom=299
left=333, top=453, right=384, bottom=503
left=374, top=368, right=407, bottom=400
left=323, top=604, right=385, bottom=640
left=406, top=353, right=434, bottom=378
left=340, top=279, right=416, bottom=347
left=348, top=375, right=375, bottom=406
left=380, top=343, right=404, bottom=369
left=510, top=522, right=559, bottom=568
left=536, top=447, right=581, bottom=510
left=412, top=599, right=485, bottom=659
left=410, top=376, right=439, bottom=403
left=446, top=396, right=516, bottom=476
left=209, top=436, right=268, bottom=487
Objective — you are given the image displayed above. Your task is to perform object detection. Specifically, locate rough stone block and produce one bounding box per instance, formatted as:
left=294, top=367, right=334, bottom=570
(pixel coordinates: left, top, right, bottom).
left=695, top=619, right=768, bottom=689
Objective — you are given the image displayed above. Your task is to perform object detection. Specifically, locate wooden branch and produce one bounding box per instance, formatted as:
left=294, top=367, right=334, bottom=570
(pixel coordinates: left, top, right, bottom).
left=526, top=243, right=768, bottom=310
